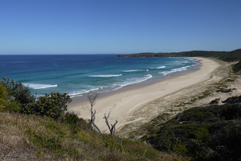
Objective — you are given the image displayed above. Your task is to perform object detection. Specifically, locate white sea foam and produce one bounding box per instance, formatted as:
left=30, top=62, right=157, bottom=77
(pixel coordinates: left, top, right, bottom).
left=68, top=87, right=102, bottom=97
left=156, top=66, right=166, bottom=69
left=123, top=70, right=144, bottom=72
left=89, top=74, right=122, bottom=78
left=112, top=74, right=153, bottom=89
left=159, top=66, right=189, bottom=76
left=70, top=74, right=153, bottom=96
left=151, top=66, right=166, bottom=69
left=23, top=83, right=58, bottom=89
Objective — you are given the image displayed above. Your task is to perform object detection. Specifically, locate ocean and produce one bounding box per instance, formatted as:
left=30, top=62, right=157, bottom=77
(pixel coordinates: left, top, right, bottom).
left=0, top=55, right=200, bottom=97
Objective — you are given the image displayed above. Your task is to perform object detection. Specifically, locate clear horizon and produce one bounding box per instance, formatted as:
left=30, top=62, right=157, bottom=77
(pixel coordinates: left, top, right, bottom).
left=1, top=0, right=241, bottom=55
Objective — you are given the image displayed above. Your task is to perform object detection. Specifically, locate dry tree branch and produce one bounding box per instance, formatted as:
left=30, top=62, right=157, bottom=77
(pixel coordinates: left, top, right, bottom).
left=103, top=109, right=118, bottom=136
left=87, top=93, right=101, bottom=133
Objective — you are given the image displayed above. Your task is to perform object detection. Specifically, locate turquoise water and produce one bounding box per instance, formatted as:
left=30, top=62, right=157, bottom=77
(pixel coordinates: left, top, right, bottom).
left=0, top=55, right=199, bottom=97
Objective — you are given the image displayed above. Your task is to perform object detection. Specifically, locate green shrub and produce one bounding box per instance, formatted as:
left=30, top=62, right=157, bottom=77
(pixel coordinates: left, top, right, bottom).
left=0, top=84, right=21, bottom=112
left=64, top=112, right=91, bottom=133
left=210, top=121, right=241, bottom=161
left=222, top=95, right=241, bottom=104
left=23, top=92, right=71, bottom=120
left=179, top=107, right=217, bottom=122
left=166, top=119, right=180, bottom=125
left=0, top=84, right=7, bottom=111
left=232, top=61, right=241, bottom=73
left=144, top=103, right=241, bottom=160
left=1, top=77, right=36, bottom=109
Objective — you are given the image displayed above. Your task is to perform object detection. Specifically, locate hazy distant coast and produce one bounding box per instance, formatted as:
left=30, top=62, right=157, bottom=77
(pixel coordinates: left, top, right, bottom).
left=117, top=49, right=241, bottom=58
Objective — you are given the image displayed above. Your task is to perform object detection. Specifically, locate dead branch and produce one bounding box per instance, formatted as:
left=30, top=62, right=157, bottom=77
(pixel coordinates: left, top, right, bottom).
left=87, top=93, right=101, bottom=133
left=103, top=110, right=118, bottom=136
left=87, top=93, right=99, bottom=108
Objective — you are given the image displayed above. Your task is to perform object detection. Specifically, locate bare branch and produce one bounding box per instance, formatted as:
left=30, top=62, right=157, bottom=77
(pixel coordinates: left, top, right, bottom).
left=87, top=93, right=99, bottom=108
left=110, top=120, right=118, bottom=135
left=103, top=110, right=118, bottom=136
left=87, top=93, right=101, bottom=133
left=103, top=113, right=111, bottom=132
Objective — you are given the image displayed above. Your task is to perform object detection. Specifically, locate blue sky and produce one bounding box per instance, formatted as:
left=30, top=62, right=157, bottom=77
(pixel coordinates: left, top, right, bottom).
left=1, top=0, right=241, bottom=54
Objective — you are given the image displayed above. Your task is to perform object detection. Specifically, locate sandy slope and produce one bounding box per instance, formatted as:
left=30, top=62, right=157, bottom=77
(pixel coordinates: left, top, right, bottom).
left=68, top=57, right=220, bottom=133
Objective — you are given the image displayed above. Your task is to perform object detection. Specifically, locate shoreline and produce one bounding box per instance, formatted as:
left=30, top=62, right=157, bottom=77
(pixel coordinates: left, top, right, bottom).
left=68, top=57, right=220, bottom=133
left=70, top=58, right=200, bottom=104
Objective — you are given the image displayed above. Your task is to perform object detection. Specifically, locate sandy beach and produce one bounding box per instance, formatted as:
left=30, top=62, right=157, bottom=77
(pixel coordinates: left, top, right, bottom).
left=68, top=57, right=221, bottom=133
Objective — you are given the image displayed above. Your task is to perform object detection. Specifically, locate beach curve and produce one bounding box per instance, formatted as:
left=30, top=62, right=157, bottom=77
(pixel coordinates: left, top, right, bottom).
left=67, top=57, right=221, bottom=133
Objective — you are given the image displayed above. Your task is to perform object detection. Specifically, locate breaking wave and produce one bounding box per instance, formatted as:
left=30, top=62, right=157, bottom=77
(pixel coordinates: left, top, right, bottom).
left=89, top=74, right=122, bottom=78
left=123, top=70, right=144, bottom=72
left=159, top=66, right=189, bottom=76
left=112, top=74, right=153, bottom=89
left=23, top=83, right=58, bottom=89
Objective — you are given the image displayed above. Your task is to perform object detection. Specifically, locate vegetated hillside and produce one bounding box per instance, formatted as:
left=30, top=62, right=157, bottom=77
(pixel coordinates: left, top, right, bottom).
left=141, top=97, right=241, bottom=161
left=1, top=112, right=176, bottom=161
left=118, top=49, right=241, bottom=59
left=0, top=78, right=187, bottom=161
left=118, top=50, right=229, bottom=58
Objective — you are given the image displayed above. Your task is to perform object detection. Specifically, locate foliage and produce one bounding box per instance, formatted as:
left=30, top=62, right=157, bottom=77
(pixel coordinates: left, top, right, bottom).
left=232, top=61, right=241, bottom=73
left=0, top=84, right=8, bottom=111
left=64, top=112, right=91, bottom=133
left=0, top=83, right=21, bottom=112
left=143, top=103, right=241, bottom=160
left=22, top=92, right=71, bottom=120
left=222, top=95, right=241, bottom=104
left=209, top=121, right=241, bottom=161
left=0, top=77, right=35, bottom=110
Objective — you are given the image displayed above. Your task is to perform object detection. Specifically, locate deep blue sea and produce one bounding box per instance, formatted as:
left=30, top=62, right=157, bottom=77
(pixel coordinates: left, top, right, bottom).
left=0, top=55, right=199, bottom=97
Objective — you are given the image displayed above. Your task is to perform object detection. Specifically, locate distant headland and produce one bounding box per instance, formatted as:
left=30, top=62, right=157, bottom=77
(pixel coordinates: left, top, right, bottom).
left=117, top=49, right=241, bottom=58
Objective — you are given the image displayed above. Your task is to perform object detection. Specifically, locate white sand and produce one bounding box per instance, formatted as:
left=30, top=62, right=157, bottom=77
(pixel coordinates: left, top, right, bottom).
left=68, top=57, right=220, bottom=133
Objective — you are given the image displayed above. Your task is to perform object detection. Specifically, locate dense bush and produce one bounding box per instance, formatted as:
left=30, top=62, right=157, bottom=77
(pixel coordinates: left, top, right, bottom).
left=0, top=84, right=8, bottom=111
left=0, top=84, right=21, bottom=112
left=144, top=103, right=241, bottom=160
left=23, top=92, right=71, bottom=120
left=222, top=95, right=241, bottom=104
left=64, top=112, right=91, bottom=133
left=209, top=121, right=241, bottom=161
left=0, top=77, right=36, bottom=109
left=0, top=77, right=88, bottom=133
